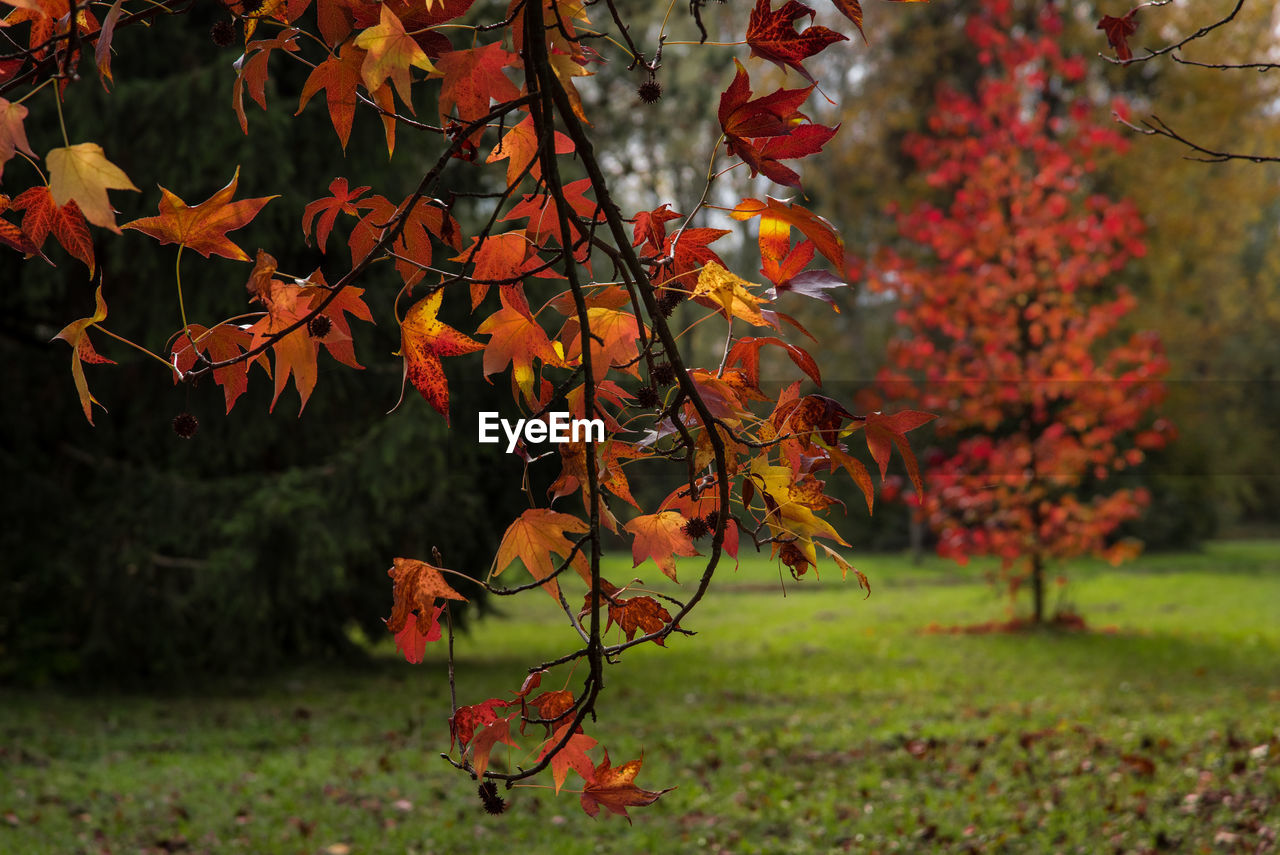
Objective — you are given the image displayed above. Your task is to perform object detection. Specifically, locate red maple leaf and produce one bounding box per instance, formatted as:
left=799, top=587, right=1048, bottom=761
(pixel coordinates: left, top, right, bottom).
left=435, top=41, right=520, bottom=125
left=169, top=323, right=270, bottom=414
left=392, top=606, right=443, bottom=664
left=718, top=59, right=813, bottom=142
left=861, top=410, right=937, bottom=494
left=234, top=29, right=301, bottom=133
left=632, top=203, right=683, bottom=254
left=747, top=0, right=847, bottom=83
left=10, top=186, right=94, bottom=273
left=302, top=177, right=376, bottom=250
left=450, top=698, right=509, bottom=751
left=726, top=336, right=822, bottom=389
left=717, top=60, right=834, bottom=187
left=658, top=227, right=731, bottom=289
left=740, top=122, right=838, bottom=188
left=1097, top=10, right=1138, bottom=62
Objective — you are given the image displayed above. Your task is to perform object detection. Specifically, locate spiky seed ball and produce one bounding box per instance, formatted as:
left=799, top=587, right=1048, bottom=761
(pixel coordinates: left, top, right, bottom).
left=682, top=515, right=710, bottom=540
left=210, top=20, right=236, bottom=47
left=637, top=79, right=662, bottom=104
left=656, top=290, right=684, bottom=318
left=703, top=510, right=720, bottom=532
left=308, top=314, right=332, bottom=338
left=172, top=412, right=199, bottom=439
left=636, top=385, right=661, bottom=409
left=478, top=782, right=507, bottom=815
left=652, top=361, right=676, bottom=387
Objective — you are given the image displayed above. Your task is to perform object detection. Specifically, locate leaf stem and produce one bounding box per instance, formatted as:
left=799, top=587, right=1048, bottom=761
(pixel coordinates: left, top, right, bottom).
left=174, top=245, right=200, bottom=352
left=94, top=326, right=182, bottom=377
left=53, top=86, right=70, bottom=148
left=13, top=78, right=52, bottom=105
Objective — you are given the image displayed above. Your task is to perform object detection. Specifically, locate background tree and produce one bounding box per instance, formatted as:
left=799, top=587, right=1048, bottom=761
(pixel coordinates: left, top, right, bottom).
left=1095, top=0, right=1280, bottom=534
left=807, top=0, right=1280, bottom=548
left=0, top=4, right=517, bottom=684
left=870, top=0, right=1170, bottom=623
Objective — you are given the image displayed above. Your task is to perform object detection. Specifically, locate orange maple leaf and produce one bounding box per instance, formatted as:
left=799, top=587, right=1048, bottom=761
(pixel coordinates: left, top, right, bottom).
left=579, top=751, right=672, bottom=822
left=122, top=167, right=277, bottom=261
left=624, top=511, right=699, bottom=581
left=492, top=508, right=590, bottom=599
left=385, top=555, right=467, bottom=635
left=298, top=275, right=373, bottom=370
left=297, top=46, right=364, bottom=150
left=582, top=580, right=674, bottom=643
left=563, top=306, right=642, bottom=383
left=245, top=254, right=323, bottom=414
left=486, top=115, right=575, bottom=187
left=539, top=722, right=597, bottom=794
left=475, top=289, right=565, bottom=406
left=731, top=196, right=848, bottom=280
left=51, top=285, right=115, bottom=424
left=523, top=689, right=575, bottom=733
left=0, top=98, right=35, bottom=181
left=233, top=29, right=300, bottom=133
left=397, top=288, right=483, bottom=423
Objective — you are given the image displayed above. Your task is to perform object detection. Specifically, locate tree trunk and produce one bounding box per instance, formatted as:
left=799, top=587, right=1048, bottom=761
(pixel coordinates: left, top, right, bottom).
left=1030, top=553, right=1044, bottom=624
left=909, top=507, right=925, bottom=565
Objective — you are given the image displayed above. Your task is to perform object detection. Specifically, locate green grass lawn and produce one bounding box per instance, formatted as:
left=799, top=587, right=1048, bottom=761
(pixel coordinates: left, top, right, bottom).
left=3, top=541, right=1278, bottom=853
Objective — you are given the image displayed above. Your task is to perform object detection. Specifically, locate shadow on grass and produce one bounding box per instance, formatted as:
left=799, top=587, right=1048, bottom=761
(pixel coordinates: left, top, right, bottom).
left=951, top=624, right=1277, bottom=697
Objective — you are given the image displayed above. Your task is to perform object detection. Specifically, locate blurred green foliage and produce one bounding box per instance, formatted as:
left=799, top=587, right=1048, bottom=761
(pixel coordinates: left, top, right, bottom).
left=0, top=5, right=522, bottom=684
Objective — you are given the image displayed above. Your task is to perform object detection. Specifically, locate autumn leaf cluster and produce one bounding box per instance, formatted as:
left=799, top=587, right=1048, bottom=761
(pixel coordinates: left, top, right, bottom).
left=1, top=0, right=932, bottom=818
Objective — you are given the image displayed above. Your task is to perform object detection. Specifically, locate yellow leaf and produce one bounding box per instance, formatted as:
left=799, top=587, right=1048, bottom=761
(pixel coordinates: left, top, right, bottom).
left=749, top=458, right=849, bottom=568
left=47, top=143, right=139, bottom=232
left=818, top=543, right=871, bottom=597
left=692, top=261, right=773, bottom=327
left=51, top=286, right=116, bottom=424
left=548, top=51, right=591, bottom=124
left=353, top=5, right=437, bottom=108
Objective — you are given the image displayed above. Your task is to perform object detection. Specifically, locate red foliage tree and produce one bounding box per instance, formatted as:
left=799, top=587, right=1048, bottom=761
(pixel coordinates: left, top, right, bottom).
left=871, top=1, right=1171, bottom=623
